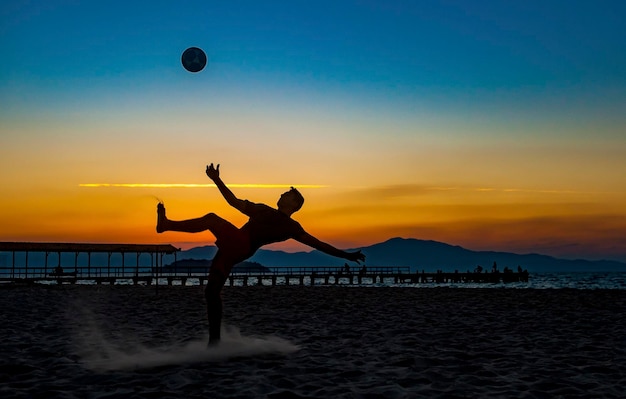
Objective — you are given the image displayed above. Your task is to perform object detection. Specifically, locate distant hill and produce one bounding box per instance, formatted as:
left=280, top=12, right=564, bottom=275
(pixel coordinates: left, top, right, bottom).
left=165, top=237, right=626, bottom=273
left=2, top=238, right=625, bottom=273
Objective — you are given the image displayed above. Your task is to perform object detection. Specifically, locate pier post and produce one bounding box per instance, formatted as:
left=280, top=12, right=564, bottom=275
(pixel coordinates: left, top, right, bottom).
left=272, top=275, right=277, bottom=286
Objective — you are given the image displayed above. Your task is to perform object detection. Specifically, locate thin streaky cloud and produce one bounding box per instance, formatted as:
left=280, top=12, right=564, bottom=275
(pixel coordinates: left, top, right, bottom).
left=79, top=183, right=329, bottom=189
left=349, top=185, right=611, bottom=195
left=432, top=187, right=611, bottom=195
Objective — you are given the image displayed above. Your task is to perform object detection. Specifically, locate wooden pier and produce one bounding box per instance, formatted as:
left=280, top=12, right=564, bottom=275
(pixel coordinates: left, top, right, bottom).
left=0, top=242, right=529, bottom=286
left=0, top=242, right=177, bottom=285
left=0, top=268, right=529, bottom=286
left=223, top=267, right=530, bottom=286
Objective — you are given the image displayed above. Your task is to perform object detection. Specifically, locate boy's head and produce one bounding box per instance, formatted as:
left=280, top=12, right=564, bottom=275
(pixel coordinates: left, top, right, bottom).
left=277, top=187, right=304, bottom=213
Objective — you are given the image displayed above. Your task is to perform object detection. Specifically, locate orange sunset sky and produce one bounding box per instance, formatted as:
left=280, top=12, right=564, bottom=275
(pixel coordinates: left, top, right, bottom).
left=1, top=1, right=625, bottom=262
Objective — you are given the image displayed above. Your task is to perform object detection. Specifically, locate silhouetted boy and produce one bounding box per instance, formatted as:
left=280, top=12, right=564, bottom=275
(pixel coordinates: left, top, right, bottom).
left=157, top=163, right=365, bottom=344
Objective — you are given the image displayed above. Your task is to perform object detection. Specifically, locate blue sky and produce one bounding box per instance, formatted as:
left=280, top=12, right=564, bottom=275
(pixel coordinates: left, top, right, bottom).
left=4, top=1, right=625, bottom=110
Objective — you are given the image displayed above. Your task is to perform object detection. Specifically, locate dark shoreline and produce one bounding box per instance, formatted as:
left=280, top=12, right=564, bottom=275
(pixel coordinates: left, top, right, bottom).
left=1, top=286, right=625, bottom=398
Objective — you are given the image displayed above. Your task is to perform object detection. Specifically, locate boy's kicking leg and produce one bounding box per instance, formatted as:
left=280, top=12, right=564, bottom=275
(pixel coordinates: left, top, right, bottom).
left=157, top=203, right=230, bottom=234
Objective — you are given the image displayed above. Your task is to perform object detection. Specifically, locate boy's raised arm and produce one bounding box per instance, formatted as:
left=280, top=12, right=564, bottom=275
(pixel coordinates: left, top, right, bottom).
left=206, top=163, right=247, bottom=213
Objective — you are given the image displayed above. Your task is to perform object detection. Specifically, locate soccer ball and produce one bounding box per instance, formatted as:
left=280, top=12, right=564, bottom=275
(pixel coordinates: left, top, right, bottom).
left=181, top=47, right=207, bottom=73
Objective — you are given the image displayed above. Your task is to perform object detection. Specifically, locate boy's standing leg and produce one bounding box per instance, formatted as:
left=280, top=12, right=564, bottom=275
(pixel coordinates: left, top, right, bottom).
left=205, top=275, right=225, bottom=344
left=204, top=251, right=236, bottom=344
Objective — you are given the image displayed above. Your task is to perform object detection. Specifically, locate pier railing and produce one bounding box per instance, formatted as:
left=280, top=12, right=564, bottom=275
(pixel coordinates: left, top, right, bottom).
left=0, top=264, right=528, bottom=286
left=0, top=265, right=410, bottom=281
left=0, top=242, right=529, bottom=286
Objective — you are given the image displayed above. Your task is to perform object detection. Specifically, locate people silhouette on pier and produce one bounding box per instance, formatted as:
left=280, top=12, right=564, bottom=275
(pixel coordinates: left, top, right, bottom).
left=156, top=163, right=365, bottom=344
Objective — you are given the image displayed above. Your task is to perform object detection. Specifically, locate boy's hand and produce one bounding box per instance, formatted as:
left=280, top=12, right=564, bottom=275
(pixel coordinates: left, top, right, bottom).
left=206, top=163, right=220, bottom=181
left=348, top=250, right=365, bottom=264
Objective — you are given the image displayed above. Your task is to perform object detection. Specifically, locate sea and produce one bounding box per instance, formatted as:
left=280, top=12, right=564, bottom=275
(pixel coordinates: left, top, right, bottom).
left=387, top=272, right=626, bottom=290
left=30, top=271, right=626, bottom=289
left=227, top=272, right=626, bottom=289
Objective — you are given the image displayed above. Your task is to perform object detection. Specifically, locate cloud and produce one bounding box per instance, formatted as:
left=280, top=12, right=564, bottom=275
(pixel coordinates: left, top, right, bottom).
left=344, top=184, right=609, bottom=201
left=347, top=184, right=446, bottom=199
left=79, top=183, right=328, bottom=189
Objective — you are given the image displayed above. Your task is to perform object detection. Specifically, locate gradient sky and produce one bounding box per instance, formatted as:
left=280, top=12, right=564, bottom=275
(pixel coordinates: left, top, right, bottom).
left=1, top=0, right=625, bottom=262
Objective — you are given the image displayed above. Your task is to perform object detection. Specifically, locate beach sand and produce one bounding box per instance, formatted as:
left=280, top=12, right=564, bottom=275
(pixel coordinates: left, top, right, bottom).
left=1, top=285, right=625, bottom=398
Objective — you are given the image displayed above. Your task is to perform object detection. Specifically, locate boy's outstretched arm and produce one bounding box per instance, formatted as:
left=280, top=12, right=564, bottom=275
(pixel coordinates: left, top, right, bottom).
left=295, top=231, right=365, bottom=264
left=206, top=163, right=246, bottom=213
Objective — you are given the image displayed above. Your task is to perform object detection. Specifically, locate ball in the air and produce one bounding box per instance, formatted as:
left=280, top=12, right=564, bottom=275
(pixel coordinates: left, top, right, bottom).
left=181, top=47, right=207, bottom=73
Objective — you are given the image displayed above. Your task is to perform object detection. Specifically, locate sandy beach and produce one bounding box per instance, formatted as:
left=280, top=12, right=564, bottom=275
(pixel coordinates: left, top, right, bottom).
left=1, top=285, right=625, bottom=398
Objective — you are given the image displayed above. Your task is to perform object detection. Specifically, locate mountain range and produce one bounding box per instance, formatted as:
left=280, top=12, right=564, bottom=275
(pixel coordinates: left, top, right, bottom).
left=169, top=237, right=626, bottom=273
left=2, top=237, right=624, bottom=272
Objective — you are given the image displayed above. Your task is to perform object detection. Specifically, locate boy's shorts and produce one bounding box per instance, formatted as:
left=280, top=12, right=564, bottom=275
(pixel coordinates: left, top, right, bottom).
left=209, top=215, right=252, bottom=276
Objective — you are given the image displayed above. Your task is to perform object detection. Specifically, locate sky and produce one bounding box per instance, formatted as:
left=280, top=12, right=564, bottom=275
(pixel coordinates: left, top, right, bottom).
left=1, top=0, right=626, bottom=262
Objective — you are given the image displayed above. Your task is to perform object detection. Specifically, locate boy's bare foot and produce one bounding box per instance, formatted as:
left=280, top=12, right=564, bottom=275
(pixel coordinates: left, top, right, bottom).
left=156, top=202, right=167, bottom=233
